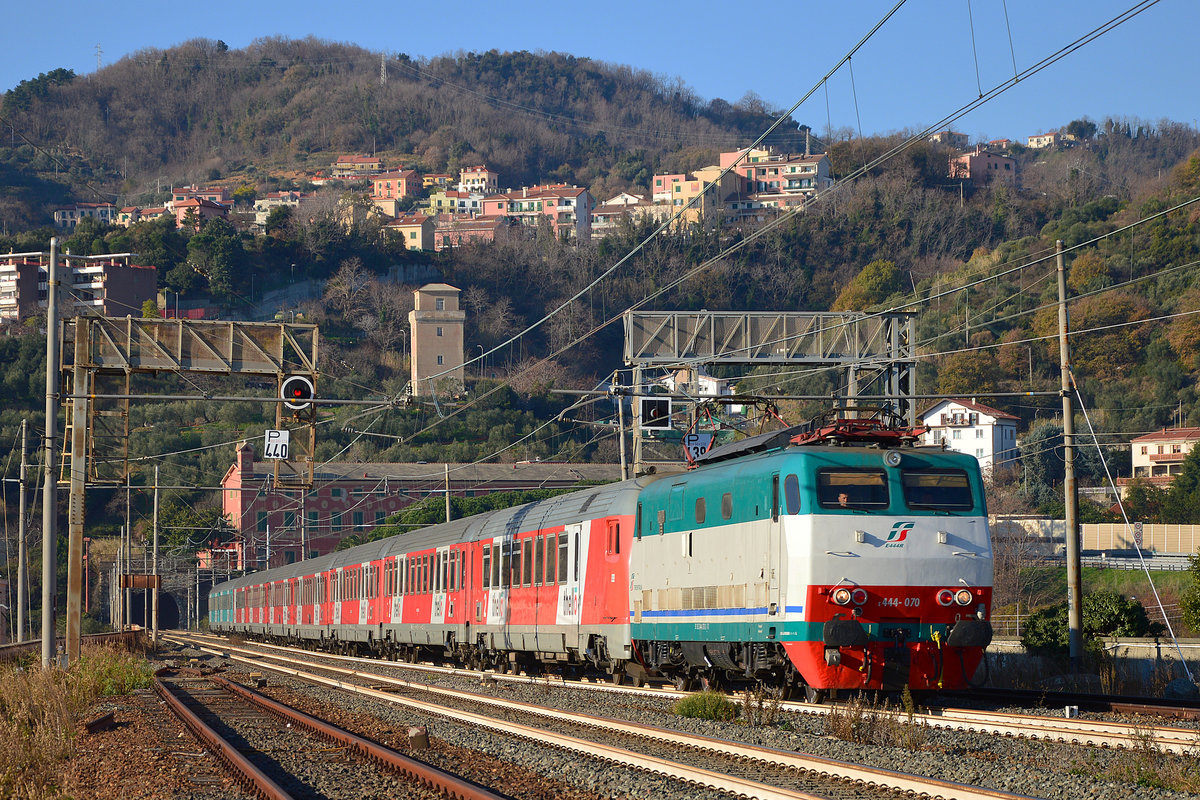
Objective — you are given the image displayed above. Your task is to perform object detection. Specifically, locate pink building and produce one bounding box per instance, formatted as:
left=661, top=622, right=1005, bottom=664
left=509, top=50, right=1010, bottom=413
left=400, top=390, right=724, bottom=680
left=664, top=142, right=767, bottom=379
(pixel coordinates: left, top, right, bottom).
left=171, top=184, right=231, bottom=205
left=433, top=215, right=514, bottom=250
left=220, top=442, right=620, bottom=565
left=950, top=146, right=1017, bottom=185
left=371, top=169, right=422, bottom=200
left=480, top=185, right=594, bottom=240
left=173, top=197, right=230, bottom=230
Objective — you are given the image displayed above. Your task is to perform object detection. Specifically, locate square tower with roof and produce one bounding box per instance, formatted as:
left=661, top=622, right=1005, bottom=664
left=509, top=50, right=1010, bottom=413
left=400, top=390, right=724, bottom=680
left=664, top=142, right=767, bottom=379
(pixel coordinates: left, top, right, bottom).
left=408, top=283, right=465, bottom=395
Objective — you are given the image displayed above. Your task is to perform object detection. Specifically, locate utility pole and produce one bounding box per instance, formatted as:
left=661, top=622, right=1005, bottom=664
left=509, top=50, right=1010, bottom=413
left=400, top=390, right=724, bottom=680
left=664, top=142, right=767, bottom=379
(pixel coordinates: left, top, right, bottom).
left=615, top=371, right=629, bottom=481
left=67, top=316, right=91, bottom=664
left=41, top=239, right=60, bottom=668
left=444, top=464, right=451, bottom=523
left=152, top=465, right=159, bottom=647
left=1057, top=239, right=1083, bottom=673
left=17, top=418, right=29, bottom=642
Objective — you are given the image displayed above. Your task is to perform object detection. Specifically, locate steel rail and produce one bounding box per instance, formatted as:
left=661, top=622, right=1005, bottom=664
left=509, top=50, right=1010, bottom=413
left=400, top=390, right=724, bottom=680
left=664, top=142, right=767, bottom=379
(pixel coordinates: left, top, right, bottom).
left=180, top=632, right=1200, bottom=754
left=210, top=674, right=502, bottom=800
left=154, top=677, right=294, bottom=800
left=173, top=635, right=1036, bottom=800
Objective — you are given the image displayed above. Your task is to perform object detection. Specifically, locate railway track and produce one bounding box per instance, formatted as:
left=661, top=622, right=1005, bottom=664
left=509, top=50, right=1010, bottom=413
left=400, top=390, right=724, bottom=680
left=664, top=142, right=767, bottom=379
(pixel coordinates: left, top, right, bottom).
left=180, top=632, right=1200, bottom=755
left=155, top=669, right=502, bottom=800
left=169, top=633, right=1037, bottom=800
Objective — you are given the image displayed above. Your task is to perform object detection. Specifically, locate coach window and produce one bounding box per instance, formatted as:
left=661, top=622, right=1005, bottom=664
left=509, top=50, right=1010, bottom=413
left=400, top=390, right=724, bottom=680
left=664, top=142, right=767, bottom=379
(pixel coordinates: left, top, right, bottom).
left=721, top=492, right=733, bottom=520
left=558, top=533, right=568, bottom=583
left=635, top=503, right=642, bottom=540
left=508, top=541, right=519, bottom=588
left=695, top=497, right=706, bottom=524
left=435, top=554, right=442, bottom=592
left=523, top=538, right=534, bottom=586
left=607, top=520, right=620, bottom=555
left=784, top=474, right=801, bottom=514
left=482, top=545, right=491, bottom=589
left=494, top=544, right=504, bottom=588
left=534, top=536, right=545, bottom=586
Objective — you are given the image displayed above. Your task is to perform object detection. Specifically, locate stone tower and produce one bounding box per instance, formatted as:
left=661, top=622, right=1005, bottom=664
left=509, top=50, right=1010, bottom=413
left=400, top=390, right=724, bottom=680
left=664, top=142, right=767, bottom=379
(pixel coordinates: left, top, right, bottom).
left=408, top=283, right=465, bottom=395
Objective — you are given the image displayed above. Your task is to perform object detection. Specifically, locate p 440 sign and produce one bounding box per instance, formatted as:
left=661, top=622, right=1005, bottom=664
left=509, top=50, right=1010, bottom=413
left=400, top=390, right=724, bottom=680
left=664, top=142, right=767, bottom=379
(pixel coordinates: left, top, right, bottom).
left=264, top=429, right=291, bottom=460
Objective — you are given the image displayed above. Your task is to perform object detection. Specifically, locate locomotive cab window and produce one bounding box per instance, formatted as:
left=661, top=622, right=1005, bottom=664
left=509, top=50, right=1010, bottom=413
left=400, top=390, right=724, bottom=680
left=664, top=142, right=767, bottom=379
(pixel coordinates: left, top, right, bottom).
left=901, top=469, right=975, bottom=511
left=784, top=474, right=801, bottom=514
left=818, top=469, right=889, bottom=508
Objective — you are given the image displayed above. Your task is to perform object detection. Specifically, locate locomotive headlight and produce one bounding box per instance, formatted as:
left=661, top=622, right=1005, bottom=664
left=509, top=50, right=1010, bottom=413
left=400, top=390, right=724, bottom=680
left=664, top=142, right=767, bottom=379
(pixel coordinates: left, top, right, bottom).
left=936, top=588, right=955, bottom=606
left=884, top=450, right=902, bottom=467
left=832, top=587, right=853, bottom=605
left=954, top=588, right=974, bottom=606
left=851, top=588, right=868, bottom=606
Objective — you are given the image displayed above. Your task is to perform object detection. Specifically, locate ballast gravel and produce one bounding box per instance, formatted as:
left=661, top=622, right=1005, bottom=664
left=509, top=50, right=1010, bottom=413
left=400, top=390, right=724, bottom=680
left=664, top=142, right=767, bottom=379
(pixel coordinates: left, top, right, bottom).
left=162, top=641, right=1200, bottom=800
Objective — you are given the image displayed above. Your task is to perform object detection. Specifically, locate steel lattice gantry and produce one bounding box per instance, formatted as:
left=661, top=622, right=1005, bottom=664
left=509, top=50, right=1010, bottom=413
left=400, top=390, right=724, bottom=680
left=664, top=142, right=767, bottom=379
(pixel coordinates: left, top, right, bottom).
left=623, top=310, right=916, bottom=471
left=59, top=317, right=319, bottom=663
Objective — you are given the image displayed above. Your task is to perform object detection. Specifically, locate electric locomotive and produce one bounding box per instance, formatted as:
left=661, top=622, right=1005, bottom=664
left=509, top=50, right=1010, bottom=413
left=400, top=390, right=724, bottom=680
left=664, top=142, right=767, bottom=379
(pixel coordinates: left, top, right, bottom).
left=210, top=417, right=992, bottom=699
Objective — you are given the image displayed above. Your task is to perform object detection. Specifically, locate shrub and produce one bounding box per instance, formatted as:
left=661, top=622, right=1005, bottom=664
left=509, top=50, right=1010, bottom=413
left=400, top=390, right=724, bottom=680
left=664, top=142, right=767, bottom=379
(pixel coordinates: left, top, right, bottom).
left=673, top=690, right=738, bottom=721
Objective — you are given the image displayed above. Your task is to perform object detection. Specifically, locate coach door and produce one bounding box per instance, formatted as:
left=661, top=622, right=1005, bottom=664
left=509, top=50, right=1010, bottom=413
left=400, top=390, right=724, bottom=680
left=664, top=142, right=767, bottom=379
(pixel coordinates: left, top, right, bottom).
left=557, top=523, right=583, bottom=644
left=768, top=472, right=782, bottom=616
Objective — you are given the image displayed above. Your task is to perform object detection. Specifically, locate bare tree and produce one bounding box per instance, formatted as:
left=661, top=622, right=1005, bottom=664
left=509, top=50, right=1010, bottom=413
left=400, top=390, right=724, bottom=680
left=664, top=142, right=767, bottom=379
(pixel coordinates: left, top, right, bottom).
left=323, top=257, right=371, bottom=320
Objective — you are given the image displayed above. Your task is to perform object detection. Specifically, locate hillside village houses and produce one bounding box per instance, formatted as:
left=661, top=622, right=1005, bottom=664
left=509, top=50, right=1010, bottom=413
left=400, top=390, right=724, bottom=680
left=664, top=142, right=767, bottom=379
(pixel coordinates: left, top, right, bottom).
left=53, top=123, right=1084, bottom=246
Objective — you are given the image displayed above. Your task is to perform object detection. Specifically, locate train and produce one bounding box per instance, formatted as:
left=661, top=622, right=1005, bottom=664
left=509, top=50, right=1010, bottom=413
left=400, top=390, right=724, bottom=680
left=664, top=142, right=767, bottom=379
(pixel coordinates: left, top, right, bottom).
left=210, top=416, right=993, bottom=700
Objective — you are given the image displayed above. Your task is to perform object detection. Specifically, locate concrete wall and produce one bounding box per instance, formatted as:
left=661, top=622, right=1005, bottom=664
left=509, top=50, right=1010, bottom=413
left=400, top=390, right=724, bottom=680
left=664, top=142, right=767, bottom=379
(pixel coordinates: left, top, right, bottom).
left=984, top=637, right=1200, bottom=695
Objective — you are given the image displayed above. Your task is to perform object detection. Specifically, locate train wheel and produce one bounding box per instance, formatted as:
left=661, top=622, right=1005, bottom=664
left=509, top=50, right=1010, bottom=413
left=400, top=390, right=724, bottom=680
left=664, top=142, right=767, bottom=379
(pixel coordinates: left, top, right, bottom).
left=700, top=671, right=722, bottom=692
left=672, top=674, right=694, bottom=692
left=804, top=685, right=826, bottom=704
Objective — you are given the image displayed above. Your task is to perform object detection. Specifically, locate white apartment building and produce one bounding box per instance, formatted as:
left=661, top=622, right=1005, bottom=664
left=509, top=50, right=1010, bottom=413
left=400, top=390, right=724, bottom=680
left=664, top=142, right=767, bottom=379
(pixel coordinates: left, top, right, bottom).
left=921, top=399, right=1019, bottom=472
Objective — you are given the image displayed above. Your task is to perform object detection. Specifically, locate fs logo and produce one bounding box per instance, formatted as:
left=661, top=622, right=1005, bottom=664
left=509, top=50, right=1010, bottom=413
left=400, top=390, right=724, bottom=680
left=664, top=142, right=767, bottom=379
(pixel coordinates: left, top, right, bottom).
left=884, top=521, right=914, bottom=548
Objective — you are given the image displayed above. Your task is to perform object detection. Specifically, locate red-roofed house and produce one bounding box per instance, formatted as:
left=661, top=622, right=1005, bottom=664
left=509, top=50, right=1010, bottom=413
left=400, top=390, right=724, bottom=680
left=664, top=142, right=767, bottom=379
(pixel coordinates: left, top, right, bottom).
left=423, top=173, right=453, bottom=189
left=1027, top=132, right=1061, bottom=149
left=116, top=206, right=171, bottom=228
left=330, top=154, right=382, bottom=179
left=920, top=398, right=1019, bottom=472
left=1129, top=428, right=1200, bottom=486
left=384, top=213, right=435, bottom=251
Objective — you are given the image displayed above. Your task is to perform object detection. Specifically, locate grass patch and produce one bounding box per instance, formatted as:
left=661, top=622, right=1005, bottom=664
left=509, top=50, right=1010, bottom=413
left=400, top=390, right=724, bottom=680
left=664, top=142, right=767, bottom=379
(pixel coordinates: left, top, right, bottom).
left=673, top=690, right=738, bottom=721
left=824, top=692, right=930, bottom=750
left=1098, top=727, right=1200, bottom=791
left=0, top=643, right=153, bottom=800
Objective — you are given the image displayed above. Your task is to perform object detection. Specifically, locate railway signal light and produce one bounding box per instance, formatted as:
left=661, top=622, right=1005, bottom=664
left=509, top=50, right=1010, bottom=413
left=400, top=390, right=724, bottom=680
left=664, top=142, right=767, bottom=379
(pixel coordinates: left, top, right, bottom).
left=639, top=397, right=672, bottom=430
left=280, top=375, right=315, bottom=411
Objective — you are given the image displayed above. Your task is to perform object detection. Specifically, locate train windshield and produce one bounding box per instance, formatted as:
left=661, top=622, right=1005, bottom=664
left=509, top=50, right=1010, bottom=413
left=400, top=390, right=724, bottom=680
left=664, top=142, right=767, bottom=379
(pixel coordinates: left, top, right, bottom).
left=817, top=469, right=889, bottom=508
left=901, top=469, right=975, bottom=511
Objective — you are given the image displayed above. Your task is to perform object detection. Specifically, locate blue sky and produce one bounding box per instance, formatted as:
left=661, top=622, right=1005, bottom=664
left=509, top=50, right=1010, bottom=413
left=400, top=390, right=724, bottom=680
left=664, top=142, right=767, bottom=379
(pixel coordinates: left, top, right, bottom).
left=4, top=1, right=1195, bottom=143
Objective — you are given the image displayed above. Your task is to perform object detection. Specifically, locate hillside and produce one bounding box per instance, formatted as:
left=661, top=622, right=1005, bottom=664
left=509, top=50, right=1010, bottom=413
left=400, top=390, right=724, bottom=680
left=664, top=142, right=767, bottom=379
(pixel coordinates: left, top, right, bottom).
left=0, top=38, right=804, bottom=226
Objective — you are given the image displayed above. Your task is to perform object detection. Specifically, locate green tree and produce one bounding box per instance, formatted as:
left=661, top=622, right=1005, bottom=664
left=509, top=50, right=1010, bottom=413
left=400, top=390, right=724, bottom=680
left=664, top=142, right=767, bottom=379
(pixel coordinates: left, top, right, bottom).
left=141, top=299, right=161, bottom=318
left=186, top=218, right=246, bottom=303
left=1066, top=118, right=1098, bottom=141
left=1122, top=479, right=1168, bottom=523
left=1180, top=556, right=1200, bottom=633
left=1021, top=590, right=1163, bottom=653
left=831, top=259, right=906, bottom=311
left=1162, top=447, right=1200, bottom=524
left=232, top=184, right=257, bottom=207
